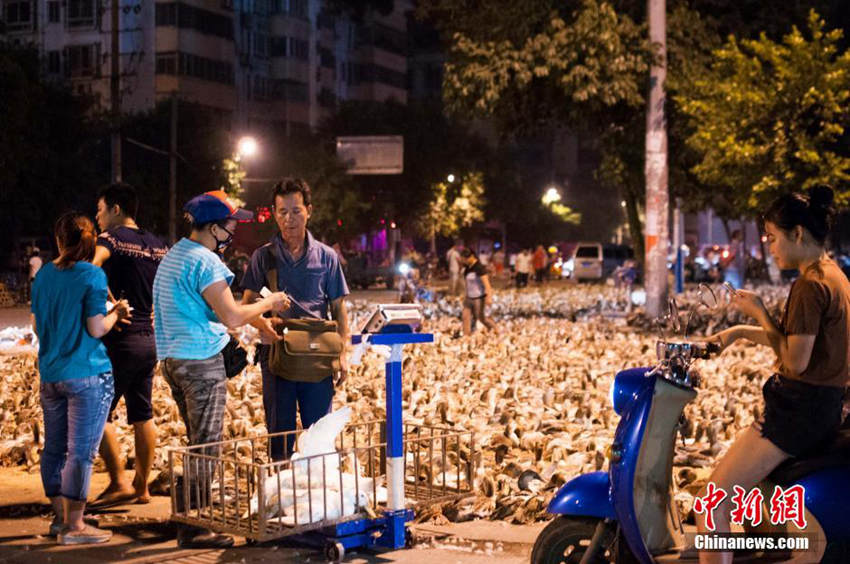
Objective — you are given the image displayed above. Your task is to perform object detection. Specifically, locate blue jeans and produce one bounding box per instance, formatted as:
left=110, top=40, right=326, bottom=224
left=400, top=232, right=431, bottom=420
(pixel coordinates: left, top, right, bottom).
left=40, top=372, right=114, bottom=501
left=257, top=345, right=334, bottom=460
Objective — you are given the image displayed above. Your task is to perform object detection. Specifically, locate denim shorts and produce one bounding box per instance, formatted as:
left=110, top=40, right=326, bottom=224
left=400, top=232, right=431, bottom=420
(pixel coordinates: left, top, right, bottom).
left=758, top=374, right=845, bottom=457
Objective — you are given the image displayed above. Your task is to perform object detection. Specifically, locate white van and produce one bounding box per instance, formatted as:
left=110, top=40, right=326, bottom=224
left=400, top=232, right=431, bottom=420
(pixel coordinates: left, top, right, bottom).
left=571, top=242, right=603, bottom=280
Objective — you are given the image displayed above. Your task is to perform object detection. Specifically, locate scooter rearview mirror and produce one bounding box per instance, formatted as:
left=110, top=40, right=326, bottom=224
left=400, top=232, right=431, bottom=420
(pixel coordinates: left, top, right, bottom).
left=721, top=281, right=738, bottom=306
left=698, top=283, right=718, bottom=310
left=668, top=298, right=682, bottom=335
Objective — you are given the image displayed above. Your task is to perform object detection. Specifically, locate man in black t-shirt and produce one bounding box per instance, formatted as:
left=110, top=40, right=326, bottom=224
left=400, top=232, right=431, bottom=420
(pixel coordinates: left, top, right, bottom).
left=91, top=183, right=168, bottom=507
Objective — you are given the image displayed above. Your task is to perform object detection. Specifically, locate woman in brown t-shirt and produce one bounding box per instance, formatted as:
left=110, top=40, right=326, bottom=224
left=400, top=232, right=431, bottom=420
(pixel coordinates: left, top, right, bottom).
left=695, top=186, right=849, bottom=564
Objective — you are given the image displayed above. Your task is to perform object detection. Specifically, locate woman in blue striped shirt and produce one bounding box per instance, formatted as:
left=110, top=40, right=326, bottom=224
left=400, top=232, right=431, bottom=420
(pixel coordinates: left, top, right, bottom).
left=152, top=191, right=288, bottom=548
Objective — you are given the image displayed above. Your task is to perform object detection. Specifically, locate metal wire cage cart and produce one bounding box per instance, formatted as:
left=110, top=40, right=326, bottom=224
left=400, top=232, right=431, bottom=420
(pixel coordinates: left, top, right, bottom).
left=168, top=422, right=476, bottom=539
left=169, top=329, right=476, bottom=560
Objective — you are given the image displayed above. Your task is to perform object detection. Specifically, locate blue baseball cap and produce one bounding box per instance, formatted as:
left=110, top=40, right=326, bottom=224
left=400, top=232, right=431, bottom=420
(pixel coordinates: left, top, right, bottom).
left=184, top=190, right=253, bottom=224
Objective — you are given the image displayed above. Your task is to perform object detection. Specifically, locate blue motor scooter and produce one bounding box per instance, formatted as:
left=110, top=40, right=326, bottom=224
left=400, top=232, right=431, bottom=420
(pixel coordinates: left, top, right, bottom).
left=532, top=290, right=850, bottom=563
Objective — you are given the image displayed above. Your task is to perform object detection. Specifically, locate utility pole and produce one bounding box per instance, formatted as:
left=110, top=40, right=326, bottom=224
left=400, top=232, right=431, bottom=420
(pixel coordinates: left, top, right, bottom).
left=110, top=0, right=121, bottom=182
left=169, top=92, right=178, bottom=243
left=644, top=0, right=669, bottom=317
left=673, top=198, right=683, bottom=294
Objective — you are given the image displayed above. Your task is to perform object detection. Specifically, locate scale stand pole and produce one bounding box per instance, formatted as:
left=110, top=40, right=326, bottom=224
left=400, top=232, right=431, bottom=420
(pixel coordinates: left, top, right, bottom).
left=383, top=343, right=407, bottom=548
left=351, top=331, right=432, bottom=550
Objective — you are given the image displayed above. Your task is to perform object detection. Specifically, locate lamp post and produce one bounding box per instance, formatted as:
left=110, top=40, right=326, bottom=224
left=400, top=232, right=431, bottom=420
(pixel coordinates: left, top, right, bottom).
left=230, top=136, right=260, bottom=196
left=237, top=136, right=259, bottom=160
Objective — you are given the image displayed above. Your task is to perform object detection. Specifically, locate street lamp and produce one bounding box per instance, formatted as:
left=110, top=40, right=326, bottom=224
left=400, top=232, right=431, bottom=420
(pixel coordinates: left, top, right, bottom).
left=447, top=173, right=456, bottom=183
left=237, top=136, right=259, bottom=159
left=542, top=186, right=562, bottom=206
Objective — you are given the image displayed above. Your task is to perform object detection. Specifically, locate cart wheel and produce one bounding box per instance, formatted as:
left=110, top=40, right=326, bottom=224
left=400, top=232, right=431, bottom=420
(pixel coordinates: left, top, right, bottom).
left=405, top=528, right=415, bottom=548
left=324, top=541, right=345, bottom=562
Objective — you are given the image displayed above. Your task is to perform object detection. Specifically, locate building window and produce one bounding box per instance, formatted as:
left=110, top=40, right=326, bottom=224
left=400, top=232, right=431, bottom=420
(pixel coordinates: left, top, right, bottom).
left=318, top=87, right=336, bottom=108
left=155, top=52, right=177, bottom=75
left=319, top=46, right=334, bottom=69
left=356, top=23, right=407, bottom=56
left=67, top=0, right=96, bottom=28
left=175, top=52, right=234, bottom=84
left=316, top=10, right=334, bottom=30
left=270, top=37, right=287, bottom=57
left=255, top=0, right=270, bottom=16
left=253, top=75, right=270, bottom=101
left=271, top=79, right=307, bottom=102
left=156, top=3, right=177, bottom=25
left=155, top=2, right=233, bottom=39
left=348, top=63, right=405, bottom=89
left=270, top=36, right=307, bottom=60
left=271, top=0, right=306, bottom=18
left=5, top=2, right=35, bottom=32
left=48, top=2, right=60, bottom=23
left=64, top=44, right=98, bottom=77
left=254, top=33, right=269, bottom=58
left=288, top=37, right=307, bottom=60
left=289, top=0, right=307, bottom=18
left=47, top=50, right=61, bottom=74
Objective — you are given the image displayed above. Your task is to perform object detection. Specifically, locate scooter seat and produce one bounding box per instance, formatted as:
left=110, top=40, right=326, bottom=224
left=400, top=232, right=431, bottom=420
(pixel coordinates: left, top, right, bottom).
left=768, top=427, right=850, bottom=486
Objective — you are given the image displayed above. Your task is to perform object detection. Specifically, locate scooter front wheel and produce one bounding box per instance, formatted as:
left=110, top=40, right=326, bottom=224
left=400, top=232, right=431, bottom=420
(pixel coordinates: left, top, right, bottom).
left=531, top=516, right=635, bottom=564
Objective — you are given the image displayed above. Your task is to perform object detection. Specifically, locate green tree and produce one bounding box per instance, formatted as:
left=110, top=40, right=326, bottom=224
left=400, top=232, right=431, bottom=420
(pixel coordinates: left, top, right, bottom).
left=0, top=43, right=106, bottom=264
left=595, top=3, right=722, bottom=259
left=418, top=0, right=653, bottom=248
left=421, top=0, right=850, bottom=253
left=677, top=11, right=850, bottom=214
left=437, top=0, right=649, bottom=134
left=420, top=172, right=486, bottom=251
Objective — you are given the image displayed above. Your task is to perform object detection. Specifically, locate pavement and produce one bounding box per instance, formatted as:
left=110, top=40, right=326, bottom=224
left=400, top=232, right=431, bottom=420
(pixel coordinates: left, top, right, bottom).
left=0, top=286, right=546, bottom=562
left=0, top=468, right=542, bottom=564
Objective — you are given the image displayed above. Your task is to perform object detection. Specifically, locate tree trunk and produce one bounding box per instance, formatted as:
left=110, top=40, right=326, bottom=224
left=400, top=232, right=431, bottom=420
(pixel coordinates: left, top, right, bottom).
left=644, top=0, right=669, bottom=317
left=720, top=217, right=732, bottom=243
left=625, top=186, right=645, bottom=273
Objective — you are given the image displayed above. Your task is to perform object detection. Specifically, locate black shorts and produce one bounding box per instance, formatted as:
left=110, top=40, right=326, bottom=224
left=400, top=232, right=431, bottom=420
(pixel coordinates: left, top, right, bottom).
left=103, top=330, right=157, bottom=424
left=758, top=374, right=845, bottom=457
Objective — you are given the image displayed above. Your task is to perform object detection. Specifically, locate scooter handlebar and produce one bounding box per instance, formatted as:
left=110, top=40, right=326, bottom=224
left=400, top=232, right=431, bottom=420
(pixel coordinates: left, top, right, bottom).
left=656, top=340, right=720, bottom=362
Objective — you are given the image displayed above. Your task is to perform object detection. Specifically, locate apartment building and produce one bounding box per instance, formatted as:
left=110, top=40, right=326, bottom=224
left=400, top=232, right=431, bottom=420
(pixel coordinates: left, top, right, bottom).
left=1, top=0, right=411, bottom=132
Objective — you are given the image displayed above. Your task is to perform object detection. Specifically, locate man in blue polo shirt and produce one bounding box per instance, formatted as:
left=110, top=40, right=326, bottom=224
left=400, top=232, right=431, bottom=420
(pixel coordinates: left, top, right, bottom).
left=241, top=178, right=350, bottom=460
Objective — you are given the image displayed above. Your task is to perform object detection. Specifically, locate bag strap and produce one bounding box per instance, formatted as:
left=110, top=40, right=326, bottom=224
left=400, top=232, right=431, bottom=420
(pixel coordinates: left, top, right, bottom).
left=266, top=266, right=278, bottom=293
left=264, top=245, right=325, bottom=321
